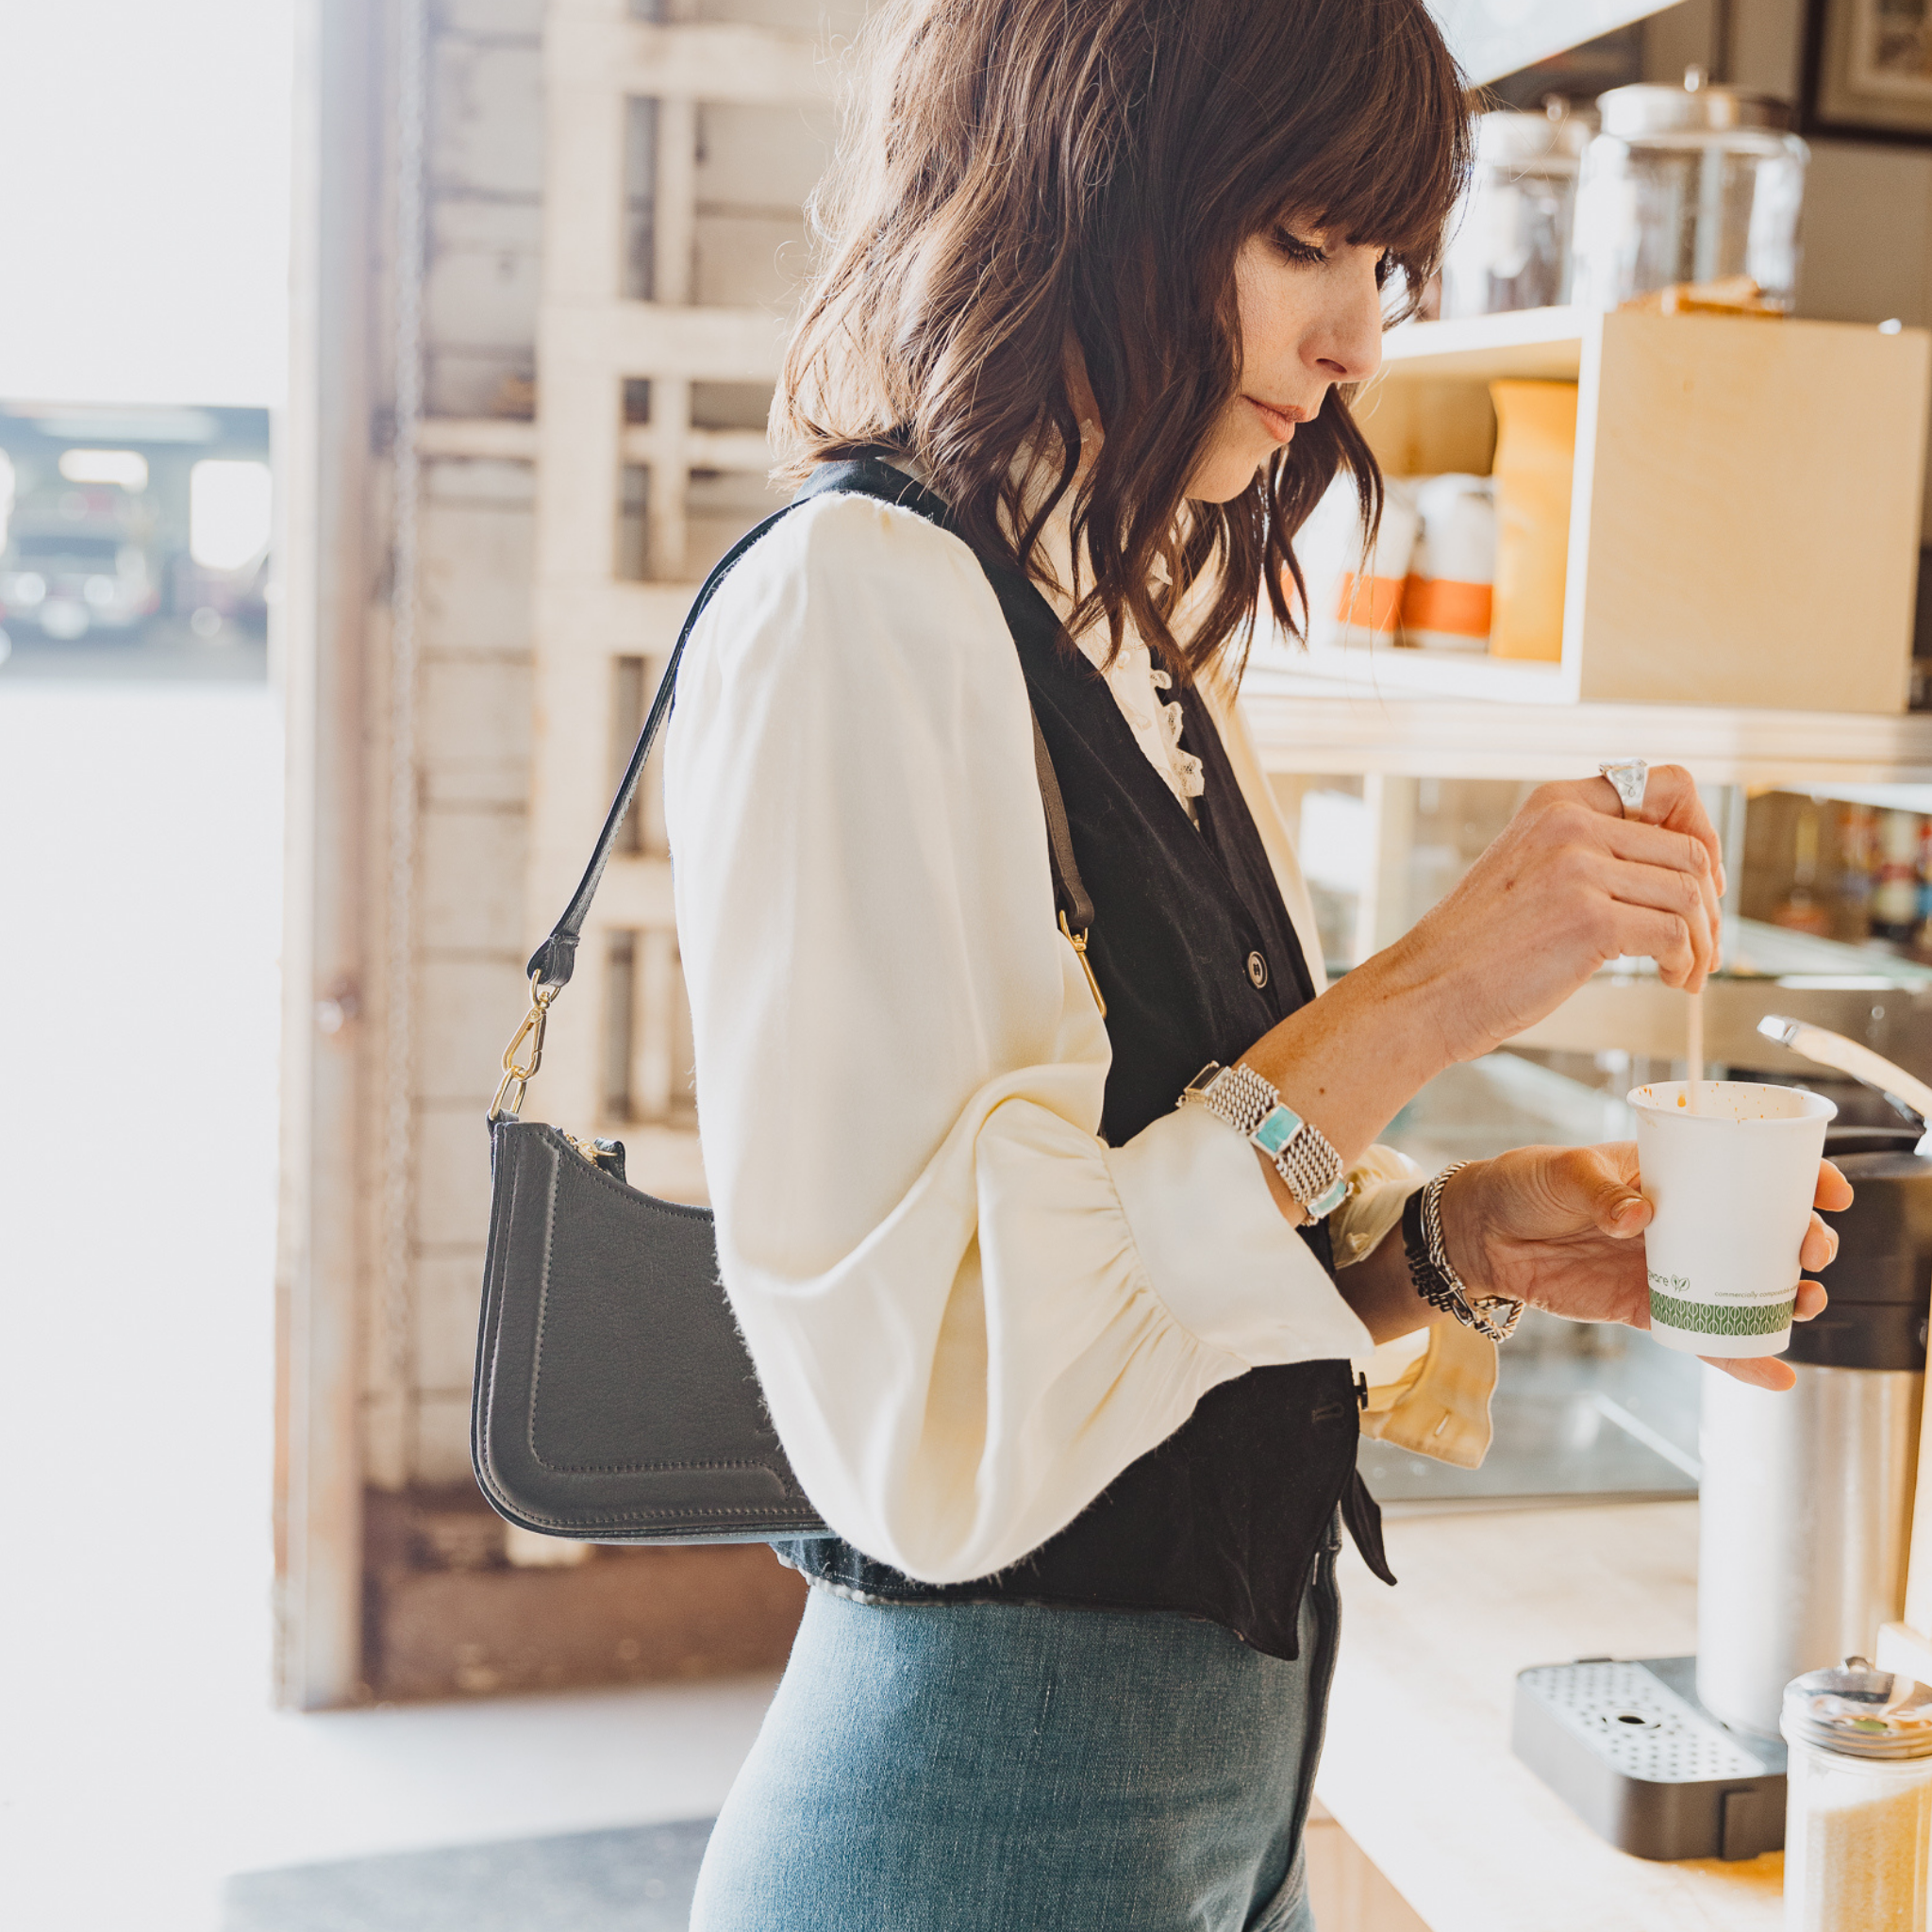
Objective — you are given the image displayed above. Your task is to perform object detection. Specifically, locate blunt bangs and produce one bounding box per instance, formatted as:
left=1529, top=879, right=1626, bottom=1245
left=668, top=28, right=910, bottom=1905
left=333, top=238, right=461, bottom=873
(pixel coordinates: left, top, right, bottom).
left=1302, top=8, right=1473, bottom=313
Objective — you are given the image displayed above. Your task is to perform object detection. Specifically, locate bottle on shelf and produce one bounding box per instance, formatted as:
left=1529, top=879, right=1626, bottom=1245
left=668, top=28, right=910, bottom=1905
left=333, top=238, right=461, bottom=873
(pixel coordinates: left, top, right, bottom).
left=1838, top=803, right=1877, bottom=944
left=1869, top=808, right=1922, bottom=950
left=1772, top=803, right=1831, bottom=937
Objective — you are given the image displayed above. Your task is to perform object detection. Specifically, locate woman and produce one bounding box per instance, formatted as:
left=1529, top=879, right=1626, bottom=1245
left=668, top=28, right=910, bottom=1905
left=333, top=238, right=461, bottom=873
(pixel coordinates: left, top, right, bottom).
left=665, top=2, right=1847, bottom=1925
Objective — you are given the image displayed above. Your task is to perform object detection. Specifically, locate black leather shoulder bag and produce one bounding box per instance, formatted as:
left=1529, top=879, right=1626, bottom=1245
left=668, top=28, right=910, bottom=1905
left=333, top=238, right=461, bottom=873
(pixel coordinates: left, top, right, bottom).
left=471, top=467, right=1098, bottom=1544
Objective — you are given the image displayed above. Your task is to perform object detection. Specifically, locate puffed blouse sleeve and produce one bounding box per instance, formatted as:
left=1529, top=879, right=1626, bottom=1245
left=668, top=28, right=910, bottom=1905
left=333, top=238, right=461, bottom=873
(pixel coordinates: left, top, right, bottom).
left=661, top=492, right=1373, bottom=1584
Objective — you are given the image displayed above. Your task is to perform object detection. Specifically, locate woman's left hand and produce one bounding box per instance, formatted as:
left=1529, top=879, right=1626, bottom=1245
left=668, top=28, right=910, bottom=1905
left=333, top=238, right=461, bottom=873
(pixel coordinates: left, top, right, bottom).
left=1440, top=1143, right=1853, bottom=1392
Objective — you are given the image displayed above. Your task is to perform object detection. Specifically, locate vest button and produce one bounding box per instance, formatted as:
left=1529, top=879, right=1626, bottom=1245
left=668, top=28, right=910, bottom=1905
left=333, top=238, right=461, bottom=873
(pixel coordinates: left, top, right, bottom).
left=1246, top=950, right=1269, bottom=989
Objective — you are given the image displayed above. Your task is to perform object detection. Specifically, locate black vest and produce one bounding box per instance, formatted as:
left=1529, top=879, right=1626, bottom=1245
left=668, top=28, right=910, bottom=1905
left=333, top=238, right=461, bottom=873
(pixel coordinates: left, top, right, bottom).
left=772, top=459, right=1389, bottom=1659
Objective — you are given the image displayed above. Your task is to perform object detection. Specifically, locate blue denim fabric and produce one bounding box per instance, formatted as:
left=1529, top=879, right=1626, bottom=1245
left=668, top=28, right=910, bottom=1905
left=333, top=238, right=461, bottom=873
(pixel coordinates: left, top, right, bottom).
left=691, top=1538, right=1339, bottom=1931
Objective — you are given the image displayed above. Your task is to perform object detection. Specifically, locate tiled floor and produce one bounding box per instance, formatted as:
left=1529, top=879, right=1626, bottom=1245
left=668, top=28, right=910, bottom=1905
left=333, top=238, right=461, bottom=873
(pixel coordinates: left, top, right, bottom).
left=224, top=1819, right=715, bottom=1932
left=0, top=683, right=775, bottom=1932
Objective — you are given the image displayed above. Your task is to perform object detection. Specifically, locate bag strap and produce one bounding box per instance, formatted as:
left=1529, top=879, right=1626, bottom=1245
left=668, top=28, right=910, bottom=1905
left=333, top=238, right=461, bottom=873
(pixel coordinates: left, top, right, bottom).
left=524, top=502, right=796, bottom=994
left=520, top=475, right=1098, bottom=1003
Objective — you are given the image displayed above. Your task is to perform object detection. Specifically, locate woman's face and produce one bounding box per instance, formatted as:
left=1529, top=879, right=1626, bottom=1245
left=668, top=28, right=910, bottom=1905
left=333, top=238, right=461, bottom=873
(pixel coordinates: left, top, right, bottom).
left=1188, top=224, right=1387, bottom=502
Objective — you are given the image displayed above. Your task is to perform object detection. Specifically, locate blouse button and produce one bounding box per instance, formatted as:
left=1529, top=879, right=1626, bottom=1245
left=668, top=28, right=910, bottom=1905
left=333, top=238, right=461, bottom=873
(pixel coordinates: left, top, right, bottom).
left=1246, top=950, right=1269, bottom=989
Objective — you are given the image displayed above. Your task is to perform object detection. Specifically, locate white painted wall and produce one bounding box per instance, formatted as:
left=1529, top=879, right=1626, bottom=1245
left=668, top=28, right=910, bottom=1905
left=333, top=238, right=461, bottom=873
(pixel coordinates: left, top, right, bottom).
left=0, top=0, right=293, bottom=406
left=1646, top=0, right=1932, bottom=535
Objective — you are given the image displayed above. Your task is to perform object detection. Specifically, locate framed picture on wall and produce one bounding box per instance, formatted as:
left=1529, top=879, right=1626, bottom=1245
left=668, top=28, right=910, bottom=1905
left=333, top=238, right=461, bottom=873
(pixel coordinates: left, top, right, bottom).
left=1805, top=0, right=1932, bottom=143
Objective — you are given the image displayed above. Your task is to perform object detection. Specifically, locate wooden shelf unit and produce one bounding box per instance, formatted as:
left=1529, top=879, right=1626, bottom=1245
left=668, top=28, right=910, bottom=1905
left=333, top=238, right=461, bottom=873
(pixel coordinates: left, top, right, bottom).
left=1251, top=306, right=1932, bottom=714
left=1241, top=682, right=1932, bottom=788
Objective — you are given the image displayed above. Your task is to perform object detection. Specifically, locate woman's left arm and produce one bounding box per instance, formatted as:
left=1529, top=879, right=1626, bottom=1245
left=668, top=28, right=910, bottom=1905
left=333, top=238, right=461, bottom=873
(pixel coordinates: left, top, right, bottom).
left=1337, top=1147, right=1852, bottom=1392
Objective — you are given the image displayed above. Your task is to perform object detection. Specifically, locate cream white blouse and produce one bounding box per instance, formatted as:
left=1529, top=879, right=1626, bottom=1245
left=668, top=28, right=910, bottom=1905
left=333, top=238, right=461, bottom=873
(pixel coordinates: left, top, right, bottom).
left=663, top=490, right=1489, bottom=1588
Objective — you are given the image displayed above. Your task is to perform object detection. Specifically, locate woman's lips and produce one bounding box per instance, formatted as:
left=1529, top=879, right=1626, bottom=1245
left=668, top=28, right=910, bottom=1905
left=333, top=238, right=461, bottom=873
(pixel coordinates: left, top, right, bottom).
left=1246, top=396, right=1306, bottom=443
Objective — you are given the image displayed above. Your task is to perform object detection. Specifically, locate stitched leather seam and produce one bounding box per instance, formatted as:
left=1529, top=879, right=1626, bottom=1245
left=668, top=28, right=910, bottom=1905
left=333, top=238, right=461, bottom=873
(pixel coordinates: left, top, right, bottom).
left=483, top=1499, right=824, bottom=1531
left=535, top=1123, right=711, bottom=1220
left=521, top=1131, right=804, bottom=1486
left=525, top=1134, right=563, bottom=1467
left=535, top=1458, right=785, bottom=1475
left=474, top=1430, right=820, bottom=1533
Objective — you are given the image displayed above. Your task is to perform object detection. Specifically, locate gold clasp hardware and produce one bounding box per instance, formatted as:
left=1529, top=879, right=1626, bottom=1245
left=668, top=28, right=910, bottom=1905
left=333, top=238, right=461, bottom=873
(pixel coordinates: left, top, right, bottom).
left=489, top=974, right=558, bottom=1121
left=1059, top=910, right=1107, bottom=1018
left=563, top=1131, right=606, bottom=1168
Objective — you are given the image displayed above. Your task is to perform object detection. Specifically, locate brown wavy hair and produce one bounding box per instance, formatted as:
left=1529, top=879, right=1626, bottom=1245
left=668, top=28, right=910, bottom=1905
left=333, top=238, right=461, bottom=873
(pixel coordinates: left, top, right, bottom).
left=774, top=0, right=1471, bottom=684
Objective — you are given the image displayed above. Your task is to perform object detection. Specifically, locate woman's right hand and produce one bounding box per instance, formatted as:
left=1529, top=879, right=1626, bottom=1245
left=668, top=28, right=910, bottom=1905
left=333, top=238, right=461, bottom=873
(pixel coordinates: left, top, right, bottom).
left=1387, top=765, right=1724, bottom=1064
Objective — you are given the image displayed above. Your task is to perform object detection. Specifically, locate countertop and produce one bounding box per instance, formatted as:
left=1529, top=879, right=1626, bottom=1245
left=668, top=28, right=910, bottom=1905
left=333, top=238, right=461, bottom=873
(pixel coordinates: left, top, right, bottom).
left=1316, top=1501, right=1784, bottom=1931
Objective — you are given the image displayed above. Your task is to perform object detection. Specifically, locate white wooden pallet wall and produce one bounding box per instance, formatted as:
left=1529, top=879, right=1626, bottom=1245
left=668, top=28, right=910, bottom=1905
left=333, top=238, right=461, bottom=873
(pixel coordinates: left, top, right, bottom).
left=388, top=0, right=852, bottom=1491
left=526, top=0, right=837, bottom=1202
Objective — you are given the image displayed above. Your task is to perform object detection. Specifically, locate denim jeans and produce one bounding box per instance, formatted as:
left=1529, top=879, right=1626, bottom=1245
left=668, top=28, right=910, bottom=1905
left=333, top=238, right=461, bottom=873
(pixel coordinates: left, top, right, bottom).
left=691, top=1537, right=1339, bottom=1931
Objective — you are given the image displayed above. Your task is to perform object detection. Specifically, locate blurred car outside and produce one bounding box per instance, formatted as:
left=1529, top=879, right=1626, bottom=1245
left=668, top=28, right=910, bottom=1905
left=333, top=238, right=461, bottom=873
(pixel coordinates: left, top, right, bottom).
left=0, top=484, right=158, bottom=642
left=0, top=405, right=272, bottom=652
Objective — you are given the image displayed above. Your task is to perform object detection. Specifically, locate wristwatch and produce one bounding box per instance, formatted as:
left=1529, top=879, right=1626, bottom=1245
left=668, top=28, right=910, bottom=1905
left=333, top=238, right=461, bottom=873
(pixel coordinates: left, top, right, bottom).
left=1181, top=1061, right=1350, bottom=1221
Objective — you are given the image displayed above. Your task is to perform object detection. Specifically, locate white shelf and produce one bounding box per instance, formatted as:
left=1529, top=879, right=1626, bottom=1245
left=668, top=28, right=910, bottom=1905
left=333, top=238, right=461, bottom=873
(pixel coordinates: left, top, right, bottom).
left=1238, top=673, right=1932, bottom=788
left=1251, top=634, right=1574, bottom=704
left=1377, top=306, right=1587, bottom=381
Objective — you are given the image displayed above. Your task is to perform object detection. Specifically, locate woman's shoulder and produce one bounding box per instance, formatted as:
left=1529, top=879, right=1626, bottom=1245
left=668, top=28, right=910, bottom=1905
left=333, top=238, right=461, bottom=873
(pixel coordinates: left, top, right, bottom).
left=674, top=485, right=1030, bottom=766
left=698, top=486, right=998, bottom=657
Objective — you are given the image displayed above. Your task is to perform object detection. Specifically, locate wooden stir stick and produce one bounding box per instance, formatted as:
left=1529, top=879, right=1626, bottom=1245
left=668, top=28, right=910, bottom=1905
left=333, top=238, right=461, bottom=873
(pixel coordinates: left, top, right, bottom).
left=1686, top=988, right=1706, bottom=1108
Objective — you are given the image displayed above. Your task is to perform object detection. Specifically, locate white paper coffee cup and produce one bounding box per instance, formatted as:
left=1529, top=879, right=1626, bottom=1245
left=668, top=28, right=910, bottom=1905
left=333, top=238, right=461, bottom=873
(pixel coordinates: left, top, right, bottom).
left=1627, top=1080, right=1835, bottom=1357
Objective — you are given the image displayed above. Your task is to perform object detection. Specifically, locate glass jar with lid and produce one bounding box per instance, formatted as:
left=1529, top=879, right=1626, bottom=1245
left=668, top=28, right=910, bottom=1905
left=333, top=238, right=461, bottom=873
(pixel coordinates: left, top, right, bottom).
left=1439, top=104, right=1591, bottom=320
left=1782, top=1658, right=1932, bottom=1931
left=1574, top=68, right=1809, bottom=312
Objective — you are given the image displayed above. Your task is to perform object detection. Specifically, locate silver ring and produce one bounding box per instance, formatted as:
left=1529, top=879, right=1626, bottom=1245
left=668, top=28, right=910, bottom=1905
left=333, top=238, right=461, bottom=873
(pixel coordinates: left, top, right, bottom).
left=1599, top=758, right=1649, bottom=817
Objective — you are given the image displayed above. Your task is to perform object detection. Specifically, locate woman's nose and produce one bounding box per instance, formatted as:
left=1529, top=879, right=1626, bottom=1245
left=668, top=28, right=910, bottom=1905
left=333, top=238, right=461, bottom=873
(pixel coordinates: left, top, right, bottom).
left=1308, top=254, right=1384, bottom=386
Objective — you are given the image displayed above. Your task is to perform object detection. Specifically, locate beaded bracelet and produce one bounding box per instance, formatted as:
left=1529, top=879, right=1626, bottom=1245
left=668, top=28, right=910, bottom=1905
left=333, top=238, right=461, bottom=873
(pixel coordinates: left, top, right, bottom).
left=1400, top=1163, right=1524, bottom=1343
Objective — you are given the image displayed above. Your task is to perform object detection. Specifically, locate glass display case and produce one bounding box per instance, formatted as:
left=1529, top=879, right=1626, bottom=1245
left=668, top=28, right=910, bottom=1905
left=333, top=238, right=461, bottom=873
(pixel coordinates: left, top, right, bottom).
left=1270, top=763, right=1932, bottom=1511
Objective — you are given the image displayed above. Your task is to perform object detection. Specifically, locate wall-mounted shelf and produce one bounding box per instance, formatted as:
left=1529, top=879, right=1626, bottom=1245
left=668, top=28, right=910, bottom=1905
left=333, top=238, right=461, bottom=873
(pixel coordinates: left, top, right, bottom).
left=1240, top=677, right=1932, bottom=788
left=1251, top=305, right=1932, bottom=715
left=1377, top=303, right=1588, bottom=381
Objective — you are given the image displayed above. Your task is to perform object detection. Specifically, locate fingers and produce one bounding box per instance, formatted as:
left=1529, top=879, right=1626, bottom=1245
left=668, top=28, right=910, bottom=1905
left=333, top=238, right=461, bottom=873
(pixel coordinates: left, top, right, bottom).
left=1528, top=801, right=1719, bottom=989
left=1604, top=1191, right=1649, bottom=1238
left=1799, top=1210, right=1840, bottom=1276
left=1815, top=1159, right=1854, bottom=1212
left=1524, top=1143, right=1652, bottom=1240
left=1586, top=1165, right=1649, bottom=1239
left=1707, top=1354, right=1799, bottom=1392
left=1630, top=764, right=1727, bottom=899
left=1600, top=814, right=1723, bottom=959
left=1565, top=767, right=1726, bottom=976
left=1796, top=1161, right=1851, bottom=1301
left=1584, top=884, right=1707, bottom=989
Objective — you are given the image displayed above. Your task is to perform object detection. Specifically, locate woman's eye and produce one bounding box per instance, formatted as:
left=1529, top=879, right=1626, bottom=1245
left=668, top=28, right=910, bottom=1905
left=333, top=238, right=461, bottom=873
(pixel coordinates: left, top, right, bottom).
left=1275, top=229, right=1328, bottom=266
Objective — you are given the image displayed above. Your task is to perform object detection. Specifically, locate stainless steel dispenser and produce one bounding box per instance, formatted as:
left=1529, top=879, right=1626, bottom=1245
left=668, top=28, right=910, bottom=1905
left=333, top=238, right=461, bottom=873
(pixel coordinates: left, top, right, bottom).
left=1513, top=1021, right=1932, bottom=1857
left=1695, top=1020, right=1932, bottom=1740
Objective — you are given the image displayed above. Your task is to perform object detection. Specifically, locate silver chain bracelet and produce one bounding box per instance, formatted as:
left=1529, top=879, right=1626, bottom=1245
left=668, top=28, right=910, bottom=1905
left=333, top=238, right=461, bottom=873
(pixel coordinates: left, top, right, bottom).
left=1408, top=1162, right=1525, bottom=1343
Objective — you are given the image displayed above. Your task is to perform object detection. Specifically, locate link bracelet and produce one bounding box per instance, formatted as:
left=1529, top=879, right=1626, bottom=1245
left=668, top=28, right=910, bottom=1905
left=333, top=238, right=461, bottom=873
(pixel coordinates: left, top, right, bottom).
left=1403, top=1162, right=1525, bottom=1343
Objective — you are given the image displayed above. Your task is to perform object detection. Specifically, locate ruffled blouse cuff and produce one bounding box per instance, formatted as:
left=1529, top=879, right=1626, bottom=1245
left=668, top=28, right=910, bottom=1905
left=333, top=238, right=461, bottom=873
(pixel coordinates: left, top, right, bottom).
left=1102, top=1103, right=1374, bottom=1367
left=1333, top=1144, right=1499, bottom=1471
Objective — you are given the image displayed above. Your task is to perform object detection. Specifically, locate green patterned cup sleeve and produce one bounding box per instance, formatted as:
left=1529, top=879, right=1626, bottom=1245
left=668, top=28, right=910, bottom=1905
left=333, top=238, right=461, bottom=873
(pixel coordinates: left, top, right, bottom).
left=1648, top=1276, right=1796, bottom=1338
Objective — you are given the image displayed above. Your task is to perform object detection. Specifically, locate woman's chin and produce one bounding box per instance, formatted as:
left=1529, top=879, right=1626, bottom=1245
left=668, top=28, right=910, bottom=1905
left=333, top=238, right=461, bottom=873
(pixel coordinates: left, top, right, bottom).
left=1185, top=450, right=1273, bottom=503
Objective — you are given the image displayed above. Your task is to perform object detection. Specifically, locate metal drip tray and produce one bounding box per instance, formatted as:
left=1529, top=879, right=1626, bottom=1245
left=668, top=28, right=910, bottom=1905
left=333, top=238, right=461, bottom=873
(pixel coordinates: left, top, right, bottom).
left=1512, top=1657, right=1786, bottom=1860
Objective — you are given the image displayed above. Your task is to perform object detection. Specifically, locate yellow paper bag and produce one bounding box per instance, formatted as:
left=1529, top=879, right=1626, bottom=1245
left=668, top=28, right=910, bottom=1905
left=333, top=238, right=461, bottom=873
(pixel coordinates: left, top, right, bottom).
left=1488, top=379, right=1577, bottom=662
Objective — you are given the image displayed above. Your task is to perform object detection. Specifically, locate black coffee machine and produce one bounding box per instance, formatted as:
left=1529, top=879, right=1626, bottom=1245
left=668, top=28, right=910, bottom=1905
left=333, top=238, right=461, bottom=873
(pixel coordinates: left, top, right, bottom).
left=1515, top=1018, right=1932, bottom=1861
